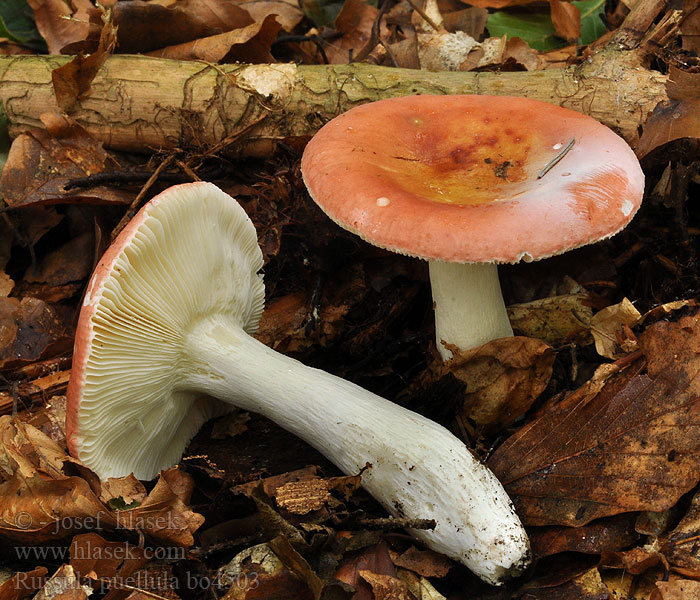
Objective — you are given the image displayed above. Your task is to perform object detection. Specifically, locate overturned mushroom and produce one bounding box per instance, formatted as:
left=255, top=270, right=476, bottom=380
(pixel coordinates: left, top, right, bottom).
left=66, top=182, right=530, bottom=586
left=301, top=95, right=645, bottom=359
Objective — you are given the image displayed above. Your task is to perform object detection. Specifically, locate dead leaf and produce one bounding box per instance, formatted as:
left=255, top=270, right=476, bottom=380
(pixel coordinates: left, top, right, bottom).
left=239, top=0, right=304, bottom=32
left=0, top=416, right=118, bottom=543
left=391, top=547, right=453, bottom=578
left=0, top=272, right=13, bottom=297
left=19, top=232, right=95, bottom=302
left=448, top=336, right=554, bottom=433
left=0, top=567, right=48, bottom=600
left=442, top=7, right=488, bottom=36
left=590, top=297, right=641, bottom=359
left=653, top=579, right=700, bottom=599
left=394, top=570, right=446, bottom=599
left=70, top=533, right=148, bottom=581
left=664, top=488, right=700, bottom=570
left=502, top=36, right=541, bottom=70
left=35, top=565, right=91, bottom=600
left=529, top=514, right=640, bottom=558
left=113, top=0, right=255, bottom=53
left=28, top=0, right=100, bottom=54
left=359, top=570, right=412, bottom=600
left=326, top=0, right=386, bottom=63
left=146, top=15, right=281, bottom=63
left=335, top=543, right=396, bottom=600
left=525, top=567, right=610, bottom=599
left=52, top=9, right=117, bottom=112
left=0, top=297, right=73, bottom=370
left=489, top=308, right=700, bottom=527
left=211, top=411, right=250, bottom=439
left=0, top=118, right=130, bottom=209
left=682, top=0, right=700, bottom=53
left=115, top=468, right=204, bottom=547
left=637, top=68, right=700, bottom=159
left=267, top=535, right=324, bottom=599
left=100, top=474, right=148, bottom=507
left=508, top=293, right=593, bottom=345
left=550, top=0, right=581, bottom=42
left=600, top=546, right=664, bottom=575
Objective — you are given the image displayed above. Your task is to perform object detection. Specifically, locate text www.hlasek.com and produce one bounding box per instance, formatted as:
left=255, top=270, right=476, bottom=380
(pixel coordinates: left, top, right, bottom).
left=14, top=542, right=186, bottom=562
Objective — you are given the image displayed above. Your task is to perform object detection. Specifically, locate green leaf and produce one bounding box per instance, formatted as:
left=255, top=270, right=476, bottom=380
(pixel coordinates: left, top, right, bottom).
left=107, top=496, right=142, bottom=510
left=300, top=0, right=346, bottom=28
left=486, top=0, right=605, bottom=52
left=0, top=0, right=47, bottom=52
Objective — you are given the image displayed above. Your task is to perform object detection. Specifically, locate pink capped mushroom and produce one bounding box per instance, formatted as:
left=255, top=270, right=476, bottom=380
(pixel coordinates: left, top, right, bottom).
left=301, top=95, right=645, bottom=359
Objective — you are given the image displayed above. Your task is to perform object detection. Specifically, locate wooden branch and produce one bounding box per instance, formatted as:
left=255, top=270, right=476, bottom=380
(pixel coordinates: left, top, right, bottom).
left=0, top=50, right=667, bottom=157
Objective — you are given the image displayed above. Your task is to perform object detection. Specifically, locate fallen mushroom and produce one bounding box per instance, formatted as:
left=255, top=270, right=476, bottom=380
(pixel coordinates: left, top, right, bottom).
left=301, top=95, right=645, bottom=360
left=66, top=182, right=530, bottom=586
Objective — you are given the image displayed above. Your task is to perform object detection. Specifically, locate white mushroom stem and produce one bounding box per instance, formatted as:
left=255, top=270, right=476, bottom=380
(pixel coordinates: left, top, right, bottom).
left=183, top=315, right=530, bottom=586
left=429, top=261, right=514, bottom=361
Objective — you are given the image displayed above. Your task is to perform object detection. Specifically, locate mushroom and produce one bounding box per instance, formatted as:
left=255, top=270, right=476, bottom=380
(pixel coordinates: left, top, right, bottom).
left=301, top=95, right=644, bottom=360
left=66, top=182, right=530, bottom=586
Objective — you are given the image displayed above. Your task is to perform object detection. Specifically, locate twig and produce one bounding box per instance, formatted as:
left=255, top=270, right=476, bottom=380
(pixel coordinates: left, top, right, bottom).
left=111, top=155, right=175, bottom=241
left=537, top=138, right=575, bottom=179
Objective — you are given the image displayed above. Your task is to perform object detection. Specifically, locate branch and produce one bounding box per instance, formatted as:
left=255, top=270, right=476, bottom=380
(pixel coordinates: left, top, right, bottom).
left=0, top=50, right=667, bottom=157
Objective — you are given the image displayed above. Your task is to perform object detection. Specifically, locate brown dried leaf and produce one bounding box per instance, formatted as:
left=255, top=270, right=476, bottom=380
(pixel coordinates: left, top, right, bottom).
left=0, top=118, right=130, bottom=209
left=146, top=14, right=281, bottom=63
left=529, top=514, right=640, bottom=558
left=239, top=0, right=304, bottom=32
left=442, top=7, right=488, bottom=36
left=335, top=544, right=396, bottom=600
left=326, top=0, right=385, bottom=63
left=52, top=10, right=117, bottom=112
left=550, top=0, right=580, bottom=42
left=35, top=565, right=90, bottom=600
left=70, top=533, right=148, bottom=580
left=637, top=68, right=700, bottom=159
left=0, top=272, right=13, bottom=298
left=391, top=547, right=452, bottom=578
left=664, top=488, right=700, bottom=570
left=590, top=298, right=641, bottom=359
left=211, top=411, right=250, bottom=439
left=525, top=567, right=609, bottom=599
left=28, top=0, right=101, bottom=54
left=653, top=579, right=700, bottom=599
left=232, top=466, right=320, bottom=498
left=0, top=297, right=73, bottom=370
left=114, top=0, right=255, bottom=53
left=456, top=0, right=539, bottom=9
left=0, top=567, right=48, bottom=600
left=508, top=293, right=592, bottom=345
left=489, top=308, right=700, bottom=527
left=600, top=546, right=664, bottom=575
left=359, top=571, right=412, bottom=600
left=448, top=336, right=554, bottom=433
left=100, top=474, right=148, bottom=507
left=681, top=0, right=700, bottom=53
left=116, top=468, right=204, bottom=547
left=502, top=36, right=540, bottom=70
left=0, top=416, right=118, bottom=543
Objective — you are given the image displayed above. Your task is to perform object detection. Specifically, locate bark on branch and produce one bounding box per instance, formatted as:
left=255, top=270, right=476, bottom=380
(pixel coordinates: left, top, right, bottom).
left=0, top=50, right=666, bottom=157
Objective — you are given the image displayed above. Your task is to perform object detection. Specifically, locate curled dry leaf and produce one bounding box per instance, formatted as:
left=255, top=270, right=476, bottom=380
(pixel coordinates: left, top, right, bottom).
left=529, top=514, right=639, bottom=558
left=34, top=565, right=91, bottom=600
left=335, top=543, right=396, bottom=600
left=146, top=14, right=281, bottom=63
left=52, top=9, right=118, bottom=112
left=0, top=116, right=130, bottom=209
left=113, top=0, right=255, bottom=53
left=27, top=0, right=100, bottom=54
left=238, top=0, right=304, bottom=32
left=391, top=547, right=453, bottom=578
left=489, top=308, right=700, bottom=527
left=0, top=297, right=73, bottom=370
left=447, top=336, right=554, bottom=433
left=0, top=567, right=48, bottom=600
left=590, top=297, right=641, bottom=359
left=115, top=468, right=204, bottom=547
left=508, top=292, right=593, bottom=346
left=359, top=570, right=412, bottom=599
left=395, top=570, right=447, bottom=600
left=99, top=474, right=148, bottom=507
left=600, top=546, right=664, bottom=575
left=326, top=0, right=387, bottom=64
left=69, top=533, right=148, bottom=581
left=653, top=579, right=700, bottom=599
left=637, top=68, right=700, bottom=159
left=550, top=0, right=581, bottom=42
left=664, top=487, right=700, bottom=570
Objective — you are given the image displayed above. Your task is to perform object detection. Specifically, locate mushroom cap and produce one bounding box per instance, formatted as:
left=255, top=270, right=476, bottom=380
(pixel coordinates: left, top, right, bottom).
left=301, top=95, right=645, bottom=264
left=66, top=182, right=264, bottom=480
